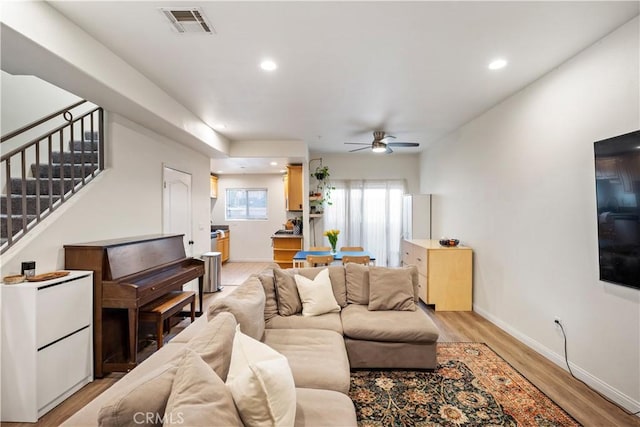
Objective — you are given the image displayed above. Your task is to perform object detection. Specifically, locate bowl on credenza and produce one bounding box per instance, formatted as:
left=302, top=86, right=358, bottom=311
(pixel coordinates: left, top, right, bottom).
left=439, top=238, right=460, bottom=247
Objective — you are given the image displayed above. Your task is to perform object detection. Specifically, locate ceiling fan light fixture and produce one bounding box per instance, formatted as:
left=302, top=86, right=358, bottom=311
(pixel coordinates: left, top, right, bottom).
left=372, top=141, right=387, bottom=153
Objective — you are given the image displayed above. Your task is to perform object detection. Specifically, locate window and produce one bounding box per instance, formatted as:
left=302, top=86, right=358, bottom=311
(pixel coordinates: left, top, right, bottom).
left=324, top=180, right=406, bottom=266
left=225, top=188, right=268, bottom=220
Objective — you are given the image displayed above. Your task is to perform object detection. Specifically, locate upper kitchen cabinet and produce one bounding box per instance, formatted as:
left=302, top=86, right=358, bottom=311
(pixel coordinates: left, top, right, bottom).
left=210, top=175, right=218, bottom=198
left=285, top=165, right=303, bottom=211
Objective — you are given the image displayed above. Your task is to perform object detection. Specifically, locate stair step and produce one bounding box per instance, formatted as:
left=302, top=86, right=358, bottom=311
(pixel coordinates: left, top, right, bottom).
left=84, top=130, right=99, bottom=141
left=10, top=178, right=83, bottom=195
left=1, top=214, right=37, bottom=239
left=1, top=195, right=61, bottom=216
left=69, top=140, right=99, bottom=151
left=31, top=163, right=98, bottom=179
left=51, top=151, right=99, bottom=164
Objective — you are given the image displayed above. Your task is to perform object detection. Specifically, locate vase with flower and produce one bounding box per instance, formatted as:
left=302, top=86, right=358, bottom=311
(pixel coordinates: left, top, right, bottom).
left=324, top=229, right=340, bottom=254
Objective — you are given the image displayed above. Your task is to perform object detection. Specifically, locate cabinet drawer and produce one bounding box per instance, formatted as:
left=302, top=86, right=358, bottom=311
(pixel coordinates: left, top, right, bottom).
left=36, top=275, right=92, bottom=349
left=37, top=327, right=92, bottom=413
left=413, top=248, right=428, bottom=276
left=401, top=241, right=412, bottom=266
left=418, top=273, right=428, bottom=303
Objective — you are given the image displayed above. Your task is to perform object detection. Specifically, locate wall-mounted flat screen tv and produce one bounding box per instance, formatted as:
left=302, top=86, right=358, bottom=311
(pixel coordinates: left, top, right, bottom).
left=594, top=130, right=640, bottom=289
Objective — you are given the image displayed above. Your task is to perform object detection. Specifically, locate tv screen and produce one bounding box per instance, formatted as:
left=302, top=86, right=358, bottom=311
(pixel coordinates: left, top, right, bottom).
left=594, top=130, right=640, bottom=289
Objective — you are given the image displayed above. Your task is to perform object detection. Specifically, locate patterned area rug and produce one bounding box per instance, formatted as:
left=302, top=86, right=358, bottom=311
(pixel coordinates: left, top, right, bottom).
left=350, top=343, right=580, bottom=426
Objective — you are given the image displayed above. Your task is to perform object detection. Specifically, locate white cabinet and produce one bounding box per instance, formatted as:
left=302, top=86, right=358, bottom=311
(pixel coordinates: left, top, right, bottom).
left=402, top=194, right=431, bottom=240
left=1, top=271, right=94, bottom=422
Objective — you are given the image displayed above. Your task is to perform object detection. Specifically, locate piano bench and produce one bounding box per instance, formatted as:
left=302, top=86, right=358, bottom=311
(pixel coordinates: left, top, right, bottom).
left=139, top=291, right=196, bottom=350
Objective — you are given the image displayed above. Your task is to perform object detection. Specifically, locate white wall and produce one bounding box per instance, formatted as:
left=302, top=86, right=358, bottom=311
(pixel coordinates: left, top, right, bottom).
left=1, top=113, right=211, bottom=276
left=211, top=174, right=287, bottom=262
left=420, top=17, right=639, bottom=411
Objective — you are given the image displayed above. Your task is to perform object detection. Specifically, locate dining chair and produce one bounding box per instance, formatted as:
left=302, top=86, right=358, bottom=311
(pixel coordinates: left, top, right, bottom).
left=306, top=254, right=335, bottom=267
left=342, top=255, right=371, bottom=265
left=340, top=246, right=364, bottom=252
left=309, top=246, right=331, bottom=251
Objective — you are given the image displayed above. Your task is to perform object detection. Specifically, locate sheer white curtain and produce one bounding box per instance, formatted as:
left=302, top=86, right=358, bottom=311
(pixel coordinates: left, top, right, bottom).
left=324, top=180, right=406, bottom=266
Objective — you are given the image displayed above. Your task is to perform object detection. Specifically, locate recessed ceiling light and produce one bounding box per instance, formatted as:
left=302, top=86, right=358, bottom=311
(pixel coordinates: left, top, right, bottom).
left=216, top=170, right=223, bottom=174
left=270, top=161, right=278, bottom=166
left=260, top=59, right=277, bottom=71
left=488, top=58, right=508, bottom=70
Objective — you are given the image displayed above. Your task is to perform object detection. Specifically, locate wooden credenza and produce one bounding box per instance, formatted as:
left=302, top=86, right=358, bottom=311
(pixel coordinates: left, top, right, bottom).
left=401, top=239, right=473, bottom=311
left=1, top=271, right=94, bottom=422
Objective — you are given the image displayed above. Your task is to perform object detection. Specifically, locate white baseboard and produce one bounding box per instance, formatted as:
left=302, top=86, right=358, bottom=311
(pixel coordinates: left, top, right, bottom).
left=473, top=304, right=640, bottom=415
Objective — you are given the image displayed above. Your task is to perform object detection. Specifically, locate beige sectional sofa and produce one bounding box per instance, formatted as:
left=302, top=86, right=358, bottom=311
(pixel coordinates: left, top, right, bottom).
left=63, top=263, right=439, bottom=427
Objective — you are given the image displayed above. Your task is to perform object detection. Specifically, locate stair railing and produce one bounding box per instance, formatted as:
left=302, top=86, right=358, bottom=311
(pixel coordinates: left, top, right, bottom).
left=1, top=100, right=104, bottom=254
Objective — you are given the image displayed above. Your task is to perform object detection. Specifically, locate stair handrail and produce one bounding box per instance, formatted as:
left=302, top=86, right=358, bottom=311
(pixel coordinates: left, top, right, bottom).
left=0, top=107, right=101, bottom=162
left=1, top=99, right=104, bottom=254
left=1, top=99, right=88, bottom=143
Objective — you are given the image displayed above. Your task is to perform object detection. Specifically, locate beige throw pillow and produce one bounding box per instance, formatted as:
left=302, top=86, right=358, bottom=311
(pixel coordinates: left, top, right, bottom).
left=368, top=266, right=416, bottom=311
left=98, top=363, right=178, bottom=427
left=273, top=268, right=303, bottom=316
left=294, top=268, right=341, bottom=317
left=258, top=274, right=280, bottom=320
left=163, top=349, right=243, bottom=426
left=185, top=312, right=237, bottom=381
left=345, top=263, right=370, bottom=304
left=226, top=326, right=297, bottom=427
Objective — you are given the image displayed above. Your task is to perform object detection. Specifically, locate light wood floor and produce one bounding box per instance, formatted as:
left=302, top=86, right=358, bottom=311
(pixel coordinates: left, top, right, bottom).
left=4, top=262, right=638, bottom=427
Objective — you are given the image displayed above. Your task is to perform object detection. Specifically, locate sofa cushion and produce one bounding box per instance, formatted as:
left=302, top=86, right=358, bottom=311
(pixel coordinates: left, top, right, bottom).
left=164, top=349, right=243, bottom=426
left=294, top=269, right=341, bottom=317
left=185, top=312, right=237, bottom=381
left=274, top=268, right=303, bottom=316
left=345, top=263, right=370, bottom=304
left=98, top=362, right=178, bottom=427
left=294, top=388, right=357, bottom=427
left=265, top=312, right=343, bottom=334
left=207, top=276, right=265, bottom=341
left=341, top=304, right=439, bottom=343
left=226, top=326, right=297, bottom=427
left=259, top=274, right=280, bottom=320
left=368, top=266, right=416, bottom=311
left=263, top=329, right=350, bottom=394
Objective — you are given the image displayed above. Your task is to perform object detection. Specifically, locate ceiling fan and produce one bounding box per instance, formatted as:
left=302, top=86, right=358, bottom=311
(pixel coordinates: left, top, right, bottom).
left=345, top=131, right=420, bottom=154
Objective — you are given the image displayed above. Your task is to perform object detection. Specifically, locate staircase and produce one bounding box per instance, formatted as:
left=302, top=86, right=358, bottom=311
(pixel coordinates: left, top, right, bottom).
left=1, top=101, right=103, bottom=253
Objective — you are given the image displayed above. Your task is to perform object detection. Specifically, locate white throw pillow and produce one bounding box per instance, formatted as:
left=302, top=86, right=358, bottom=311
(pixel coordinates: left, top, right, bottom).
left=225, top=326, right=296, bottom=427
left=294, top=268, right=341, bottom=317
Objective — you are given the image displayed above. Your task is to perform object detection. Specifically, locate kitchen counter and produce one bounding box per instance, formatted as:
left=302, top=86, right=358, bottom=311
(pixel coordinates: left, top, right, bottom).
left=272, top=232, right=303, bottom=268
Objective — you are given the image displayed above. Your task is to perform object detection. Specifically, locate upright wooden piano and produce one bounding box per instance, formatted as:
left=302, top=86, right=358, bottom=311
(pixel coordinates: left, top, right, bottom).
left=64, top=234, right=204, bottom=377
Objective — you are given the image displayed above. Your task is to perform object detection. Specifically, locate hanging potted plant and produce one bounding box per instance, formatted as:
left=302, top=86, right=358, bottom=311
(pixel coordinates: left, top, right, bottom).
left=311, top=165, right=334, bottom=206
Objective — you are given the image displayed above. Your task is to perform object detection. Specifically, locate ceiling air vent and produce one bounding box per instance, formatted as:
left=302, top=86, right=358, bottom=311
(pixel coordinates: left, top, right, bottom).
left=160, top=7, right=215, bottom=34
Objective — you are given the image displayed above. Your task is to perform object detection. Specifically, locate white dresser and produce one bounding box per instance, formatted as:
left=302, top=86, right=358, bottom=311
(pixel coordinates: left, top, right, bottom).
left=1, top=271, right=94, bottom=422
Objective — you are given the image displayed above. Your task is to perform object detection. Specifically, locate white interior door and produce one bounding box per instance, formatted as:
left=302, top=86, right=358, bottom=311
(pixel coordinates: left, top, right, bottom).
left=162, top=166, right=193, bottom=256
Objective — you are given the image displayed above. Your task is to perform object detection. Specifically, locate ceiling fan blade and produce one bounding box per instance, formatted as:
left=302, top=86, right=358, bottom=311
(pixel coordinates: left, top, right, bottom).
left=385, top=146, right=394, bottom=154
left=344, top=142, right=370, bottom=146
left=380, top=135, right=396, bottom=141
left=349, top=146, right=371, bottom=152
left=387, top=142, right=419, bottom=147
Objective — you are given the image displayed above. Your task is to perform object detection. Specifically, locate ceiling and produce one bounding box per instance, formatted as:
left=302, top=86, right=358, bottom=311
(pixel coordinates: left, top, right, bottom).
left=48, top=1, right=638, bottom=171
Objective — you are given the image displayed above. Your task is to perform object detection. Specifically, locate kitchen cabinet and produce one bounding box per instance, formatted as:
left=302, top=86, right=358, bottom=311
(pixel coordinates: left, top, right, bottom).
left=402, top=239, right=472, bottom=311
left=210, top=175, right=218, bottom=198
left=1, top=271, right=94, bottom=422
left=216, top=230, right=230, bottom=263
left=285, top=165, right=303, bottom=211
left=272, top=235, right=303, bottom=268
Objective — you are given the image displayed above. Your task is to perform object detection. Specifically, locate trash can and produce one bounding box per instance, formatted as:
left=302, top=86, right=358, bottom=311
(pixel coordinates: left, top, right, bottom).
left=202, top=251, right=222, bottom=293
